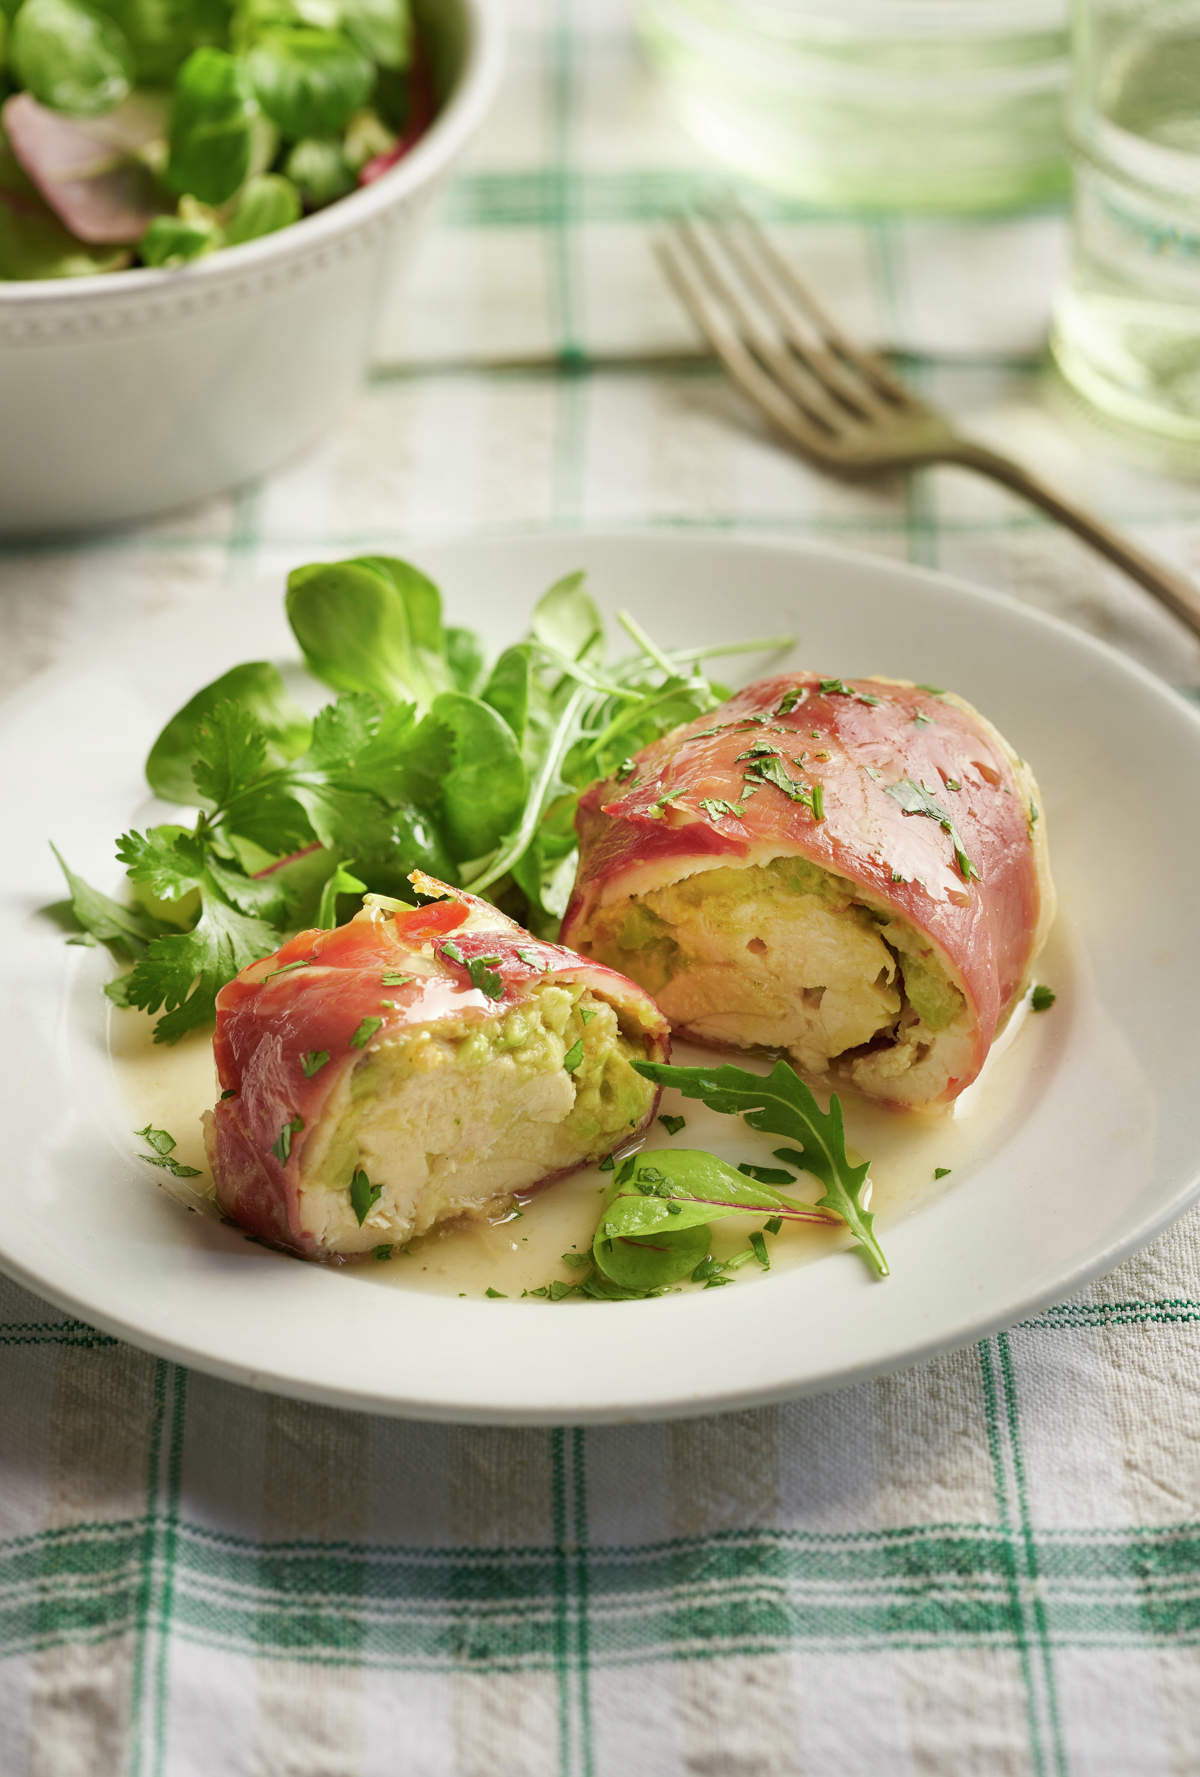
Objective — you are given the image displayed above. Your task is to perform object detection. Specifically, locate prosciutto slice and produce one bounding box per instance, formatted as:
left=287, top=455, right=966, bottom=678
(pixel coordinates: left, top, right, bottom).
left=561, top=674, right=1053, bottom=1108
left=206, top=874, right=669, bottom=1260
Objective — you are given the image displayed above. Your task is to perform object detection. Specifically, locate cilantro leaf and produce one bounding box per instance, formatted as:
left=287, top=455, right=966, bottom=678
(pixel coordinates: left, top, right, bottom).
left=884, top=778, right=979, bottom=882
left=115, top=893, right=281, bottom=1044
left=632, top=1061, right=889, bottom=1278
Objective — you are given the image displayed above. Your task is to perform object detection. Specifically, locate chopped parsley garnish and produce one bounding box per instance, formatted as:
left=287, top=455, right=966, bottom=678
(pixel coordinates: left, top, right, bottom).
left=563, top=1038, right=585, bottom=1073
left=440, top=941, right=505, bottom=999
left=349, top=1168, right=382, bottom=1226
left=270, top=1114, right=304, bottom=1164
left=262, top=958, right=310, bottom=981
left=818, top=678, right=880, bottom=706
left=580, top=1005, right=598, bottom=1025
left=485, top=1287, right=507, bottom=1299
left=736, top=737, right=781, bottom=761
left=764, top=1216, right=783, bottom=1236
left=1028, top=800, right=1039, bottom=832
left=516, top=947, right=549, bottom=970
left=913, top=712, right=933, bottom=726
left=917, top=684, right=946, bottom=696
left=1030, top=984, right=1056, bottom=1012
left=134, top=1124, right=201, bottom=1178
left=381, top=971, right=415, bottom=987
left=738, top=1163, right=796, bottom=1185
left=811, top=782, right=825, bottom=822
left=659, top=1114, right=687, bottom=1135
left=349, top=1016, right=384, bottom=1049
left=743, top=755, right=822, bottom=819
left=300, top=1049, right=330, bottom=1078
left=373, top=1244, right=393, bottom=1261
left=699, top=797, right=747, bottom=821
left=934, top=1167, right=952, bottom=1180
left=944, top=777, right=961, bottom=792
left=885, top=778, right=979, bottom=882
left=775, top=687, right=808, bottom=716
left=749, top=1232, right=770, bottom=1269
left=864, top=765, right=882, bottom=781
left=562, top=1251, right=591, bottom=1268
left=598, top=1153, right=615, bottom=1172
left=614, top=758, right=638, bottom=780
left=219, top=1087, right=236, bottom=1100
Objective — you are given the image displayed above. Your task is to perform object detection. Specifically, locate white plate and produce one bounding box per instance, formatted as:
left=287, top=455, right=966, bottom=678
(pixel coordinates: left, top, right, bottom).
left=4, top=531, right=1199, bottom=1423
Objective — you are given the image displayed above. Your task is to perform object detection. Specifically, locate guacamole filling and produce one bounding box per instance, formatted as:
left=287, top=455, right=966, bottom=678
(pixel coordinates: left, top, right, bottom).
left=296, top=982, right=655, bottom=1253
left=585, top=856, right=973, bottom=1108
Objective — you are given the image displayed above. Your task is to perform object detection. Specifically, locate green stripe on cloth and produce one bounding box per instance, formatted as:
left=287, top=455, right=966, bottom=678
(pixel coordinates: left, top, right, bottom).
left=2, top=1518, right=1196, bottom=1665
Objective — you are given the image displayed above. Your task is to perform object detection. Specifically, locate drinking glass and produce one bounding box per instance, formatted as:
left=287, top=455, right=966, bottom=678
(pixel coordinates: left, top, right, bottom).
left=1052, top=0, right=1200, bottom=440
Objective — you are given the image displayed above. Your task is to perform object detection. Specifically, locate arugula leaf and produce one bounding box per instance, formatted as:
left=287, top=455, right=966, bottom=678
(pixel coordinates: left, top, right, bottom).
left=632, top=1062, right=888, bottom=1277
left=884, top=777, right=979, bottom=882
left=167, top=48, right=257, bottom=204
left=247, top=26, right=373, bottom=138
left=51, top=843, right=159, bottom=955
left=135, top=1123, right=202, bottom=1177
left=315, top=858, right=366, bottom=928
left=11, top=0, right=134, bottom=116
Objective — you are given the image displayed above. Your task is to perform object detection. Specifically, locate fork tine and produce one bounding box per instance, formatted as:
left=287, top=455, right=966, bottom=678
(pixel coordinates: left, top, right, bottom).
left=723, top=197, right=916, bottom=408
left=655, top=234, right=841, bottom=460
left=673, top=217, right=853, bottom=436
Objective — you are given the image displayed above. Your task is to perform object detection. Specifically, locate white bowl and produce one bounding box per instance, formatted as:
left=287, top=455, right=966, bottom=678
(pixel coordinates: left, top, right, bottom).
left=0, top=0, right=502, bottom=536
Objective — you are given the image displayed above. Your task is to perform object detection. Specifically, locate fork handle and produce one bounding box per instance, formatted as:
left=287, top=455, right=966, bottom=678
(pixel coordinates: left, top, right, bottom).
left=946, top=440, right=1200, bottom=644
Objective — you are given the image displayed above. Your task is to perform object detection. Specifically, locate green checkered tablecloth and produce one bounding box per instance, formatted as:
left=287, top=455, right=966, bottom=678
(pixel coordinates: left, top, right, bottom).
left=3, top=3, right=1199, bottom=1772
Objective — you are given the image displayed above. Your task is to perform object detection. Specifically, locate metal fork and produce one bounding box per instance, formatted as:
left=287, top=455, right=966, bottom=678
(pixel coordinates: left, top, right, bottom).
left=658, top=209, right=1200, bottom=642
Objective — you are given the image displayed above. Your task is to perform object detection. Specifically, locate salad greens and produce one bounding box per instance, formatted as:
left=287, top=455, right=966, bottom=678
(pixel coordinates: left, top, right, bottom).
left=0, top=0, right=426, bottom=279
left=55, top=555, right=789, bottom=1042
left=516, top=1060, right=888, bottom=1302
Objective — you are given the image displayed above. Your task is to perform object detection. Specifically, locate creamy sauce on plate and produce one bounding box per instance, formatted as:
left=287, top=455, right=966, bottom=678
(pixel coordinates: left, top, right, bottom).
left=110, top=920, right=1066, bottom=1299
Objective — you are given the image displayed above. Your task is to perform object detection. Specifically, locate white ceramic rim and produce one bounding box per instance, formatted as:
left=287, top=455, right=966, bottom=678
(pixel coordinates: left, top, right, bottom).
left=4, top=528, right=1200, bottom=1424
left=0, top=0, right=504, bottom=308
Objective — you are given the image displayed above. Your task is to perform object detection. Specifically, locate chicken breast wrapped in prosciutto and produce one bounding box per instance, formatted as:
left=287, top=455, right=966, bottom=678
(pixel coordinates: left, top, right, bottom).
left=205, top=875, right=670, bottom=1261
left=561, top=674, right=1053, bottom=1109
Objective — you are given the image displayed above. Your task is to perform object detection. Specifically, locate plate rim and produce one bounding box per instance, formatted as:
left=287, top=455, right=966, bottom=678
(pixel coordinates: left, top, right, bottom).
left=5, top=524, right=1200, bottom=1423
